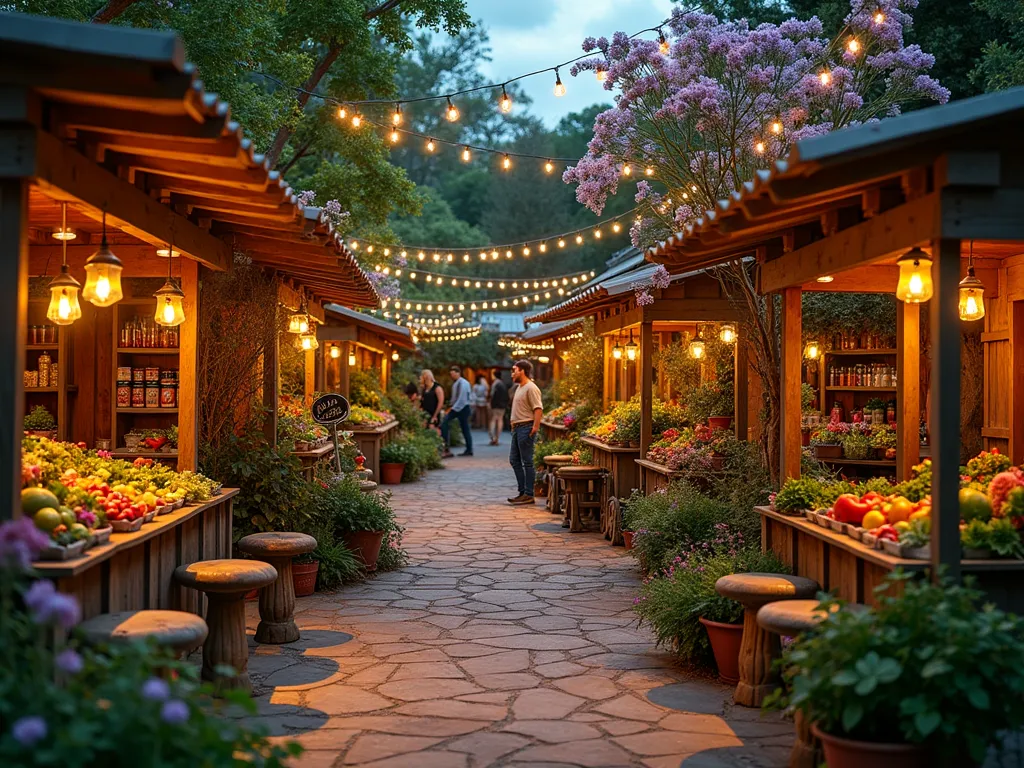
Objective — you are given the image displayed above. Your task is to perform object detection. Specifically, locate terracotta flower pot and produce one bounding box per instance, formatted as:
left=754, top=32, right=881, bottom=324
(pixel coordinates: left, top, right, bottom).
left=699, top=616, right=742, bottom=684
left=622, top=530, right=635, bottom=550
left=380, top=462, right=405, bottom=484
left=342, top=530, right=385, bottom=572
left=708, top=416, right=732, bottom=431
left=811, top=724, right=932, bottom=768
left=293, top=560, right=319, bottom=597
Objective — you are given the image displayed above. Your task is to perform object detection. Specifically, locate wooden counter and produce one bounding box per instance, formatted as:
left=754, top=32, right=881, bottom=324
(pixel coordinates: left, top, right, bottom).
left=541, top=419, right=570, bottom=441
left=291, top=442, right=335, bottom=481
left=635, top=458, right=685, bottom=494
left=581, top=436, right=641, bottom=501
left=346, top=420, right=399, bottom=478
left=35, top=490, right=237, bottom=620
left=757, top=505, right=1024, bottom=611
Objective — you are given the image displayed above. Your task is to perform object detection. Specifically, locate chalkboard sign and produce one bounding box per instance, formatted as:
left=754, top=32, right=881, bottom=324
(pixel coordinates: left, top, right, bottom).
left=311, top=393, right=350, bottom=426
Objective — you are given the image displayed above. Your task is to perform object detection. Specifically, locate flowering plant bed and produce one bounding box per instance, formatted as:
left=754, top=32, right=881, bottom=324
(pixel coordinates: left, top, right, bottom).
left=344, top=405, right=395, bottom=428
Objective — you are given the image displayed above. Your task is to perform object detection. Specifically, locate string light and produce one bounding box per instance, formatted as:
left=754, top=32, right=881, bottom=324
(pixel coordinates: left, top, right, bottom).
left=392, top=104, right=402, bottom=125
left=390, top=128, right=400, bottom=143
left=754, top=141, right=765, bottom=154
left=553, top=68, right=566, bottom=97
left=622, top=163, right=632, bottom=176
left=446, top=97, right=460, bottom=122
left=337, top=106, right=347, bottom=120
left=575, top=234, right=584, bottom=245
left=819, top=70, right=832, bottom=86
left=771, top=120, right=783, bottom=135
left=596, top=66, right=607, bottom=83
left=499, top=85, right=513, bottom=113
left=462, top=146, right=471, bottom=162
left=426, top=138, right=436, bottom=152
left=847, top=38, right=860, bottom=54
left=557, top=239, right=566, bottom=248
left=502, top=154, right=512, bottom=170
left=351, top=112, right=363, bottom=128
left=873, top=10, right=885, bottom=24
left=544, top=160, right=554, bottom=174
left=658, top=29, right=670, bottom=54
left=645, top=166, right=655, bottom=176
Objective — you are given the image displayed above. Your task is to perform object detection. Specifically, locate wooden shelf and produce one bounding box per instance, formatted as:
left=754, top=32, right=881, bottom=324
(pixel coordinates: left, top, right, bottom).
left=115, top=408, right=178, bottom=414
left=819, top=457, right=897, bottom=467
left=25, top=387, right=59, bottom=393
left=25, top=344, right=60, bottom=350
left=825, top=349, right=896, bottom=356
left=117, top=348, right=179, bottom=354
left=824, top=386, right=896, bottom=392
left=109, top=450, right=178, bottom=459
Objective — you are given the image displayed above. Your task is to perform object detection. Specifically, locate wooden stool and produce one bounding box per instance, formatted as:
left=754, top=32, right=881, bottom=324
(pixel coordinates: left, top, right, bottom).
left=543, top=454, right=574, bottom=515
left=602, top=496, right=624, bottom=546
left=756, top=599, right=868, bottom=768
left=556, top=465, right=608, bottom=532
left=78, top=610, right=208, bottom=656
left=173, top=559, right=277, bottom=691
left=714, top=573, right=819, bottom=707
left=237, top=532, right=317, bottom=645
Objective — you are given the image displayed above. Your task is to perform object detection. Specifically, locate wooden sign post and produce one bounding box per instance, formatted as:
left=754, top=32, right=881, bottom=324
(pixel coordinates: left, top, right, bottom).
left=311, top=393, right=350, bottom=474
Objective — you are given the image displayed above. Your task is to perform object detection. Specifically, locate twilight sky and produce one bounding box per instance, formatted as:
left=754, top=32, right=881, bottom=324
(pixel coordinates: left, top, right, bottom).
left=460, top=0, right=676, bottom=127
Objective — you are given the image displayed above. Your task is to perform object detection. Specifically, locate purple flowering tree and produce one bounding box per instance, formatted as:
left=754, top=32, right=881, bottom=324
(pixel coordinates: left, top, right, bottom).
left=563, top=0, right=947, bottom=480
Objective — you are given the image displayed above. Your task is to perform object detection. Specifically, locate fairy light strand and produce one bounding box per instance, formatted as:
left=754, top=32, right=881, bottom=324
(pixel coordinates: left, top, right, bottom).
left=372, top=264, right=597, bottom=291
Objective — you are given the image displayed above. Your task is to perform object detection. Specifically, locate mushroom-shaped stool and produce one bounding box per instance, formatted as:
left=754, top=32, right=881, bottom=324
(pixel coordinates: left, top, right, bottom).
left=543, top=454, right=574, bottom=514
left=237, top=532, right=317, bottom=645
left=714, top=573, right=819, bottom=707
left=173, top=559, right=277, bottom=691
left=78, top=610, right=208, bottom=656
left=757, top=599, right=867, bottom=768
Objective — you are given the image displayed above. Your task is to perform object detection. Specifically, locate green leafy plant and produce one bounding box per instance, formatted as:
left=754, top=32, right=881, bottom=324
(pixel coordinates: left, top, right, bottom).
left=864, top=397, right=887, bottom=412
left=768, top=574, right=1024, bottom=763
left=959, top=519, right=990, bottom=552
left=313, top=469, right=396, bottom=534
left=23, top=405, right=56, bottom=432
left=348, top=368, right=386, bottom=410
left=899, top=518, right=931, bottom=549
left=841, top=431, right=872, bottom=460
left=684, top=380, right=734, bottom=423
left=398, top=429, right=444, bottom=481
left=801, top=383, right=817, bottom=413
left=385, top=387, right=428, bottom=432
left=869, top=424, right=897, bottom=450
left=533, top=438, right=576, bottom=470
left=986, top=517, right=1024, bottom=558
left=379, top=440, right=418, bottom=466
left=773, top=478, right=825, bottom=514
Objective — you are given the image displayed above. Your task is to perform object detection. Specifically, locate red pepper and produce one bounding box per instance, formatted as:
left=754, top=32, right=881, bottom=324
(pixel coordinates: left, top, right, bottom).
left=833, top=493, right=872, bottom=525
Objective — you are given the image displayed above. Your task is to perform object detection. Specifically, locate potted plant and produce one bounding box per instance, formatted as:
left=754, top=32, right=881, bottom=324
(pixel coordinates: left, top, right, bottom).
left=23, top=405, right=57, bottom=439
left=869, top=423, right=896, bottom=459
left=292, top=551, right=319, bottom=597
left=842, top=431, right=872, bottom=461
left=809, top=423, right=845, bottom=459
left=864, top=397, right=886, bottom=426
left=768, top=575, right=1024, bottom=768
left=379, top=441, right=414, bottom=484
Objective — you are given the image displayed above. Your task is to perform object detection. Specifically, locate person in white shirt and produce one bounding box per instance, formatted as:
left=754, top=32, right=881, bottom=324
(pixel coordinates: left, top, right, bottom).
left=441, top=365, right=473, bottom=457
left=507, top=359, right=543, bottom=504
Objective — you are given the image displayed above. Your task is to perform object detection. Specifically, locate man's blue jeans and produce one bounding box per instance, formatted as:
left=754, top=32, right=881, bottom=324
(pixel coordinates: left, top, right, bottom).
left=441, top=405, right=473, bottom=453
left=509, top=423, right=536, bottom=497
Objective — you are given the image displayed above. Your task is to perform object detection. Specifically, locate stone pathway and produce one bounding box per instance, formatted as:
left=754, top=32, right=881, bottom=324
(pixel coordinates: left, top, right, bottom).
left=245, top=435, right=793, bottom=767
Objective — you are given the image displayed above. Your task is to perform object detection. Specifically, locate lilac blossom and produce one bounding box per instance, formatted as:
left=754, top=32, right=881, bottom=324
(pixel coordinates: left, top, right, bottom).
left=55, top=648, right=83, bottom=674
left=563, top=0, right=947, bottom=248
left=12, top=716, right=47, bottom=746
left=23, top=579, right=81, bottom=629
left=296, top=190, right=316, bottom=207
left=0, top=518, right=50, bottom=570
left=142, top=677, right=171, bottom=701
left=634, top=288, right=654, bottom=307
left=161, top=700, right=190, bottom=725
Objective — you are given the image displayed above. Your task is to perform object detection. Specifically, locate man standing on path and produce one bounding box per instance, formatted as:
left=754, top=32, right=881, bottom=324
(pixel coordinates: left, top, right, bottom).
left=507, top=359, right=543, bottom=505
left=441, top=365, right=473, bottom=458
left=488, top=369, right=509, bottom=446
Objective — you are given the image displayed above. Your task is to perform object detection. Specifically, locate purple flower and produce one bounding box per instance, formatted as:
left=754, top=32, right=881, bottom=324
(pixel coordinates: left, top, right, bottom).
left=160, top=699, right=189, bottom=725
left=297, top=190, right=316, bottom=207
left=24, top=580, right=81, bottom=629
left=55, top=648, right=83, bottom=674
left=635, top=288, right=655, bottom=306
left=12, top=716, right=47, bottom=746
left=650, top=265, right=672, bottom=290
left=0, top=518, right=50, bottom=569
left=142, top=677, right=170, bottom=701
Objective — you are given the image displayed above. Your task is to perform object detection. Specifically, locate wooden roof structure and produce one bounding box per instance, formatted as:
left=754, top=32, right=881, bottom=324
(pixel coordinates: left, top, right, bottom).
left=518, top=318, right=584, bottom=344
left=2, top=12, right=377, bottom=309
left=323, top=305, right=416, bottom=351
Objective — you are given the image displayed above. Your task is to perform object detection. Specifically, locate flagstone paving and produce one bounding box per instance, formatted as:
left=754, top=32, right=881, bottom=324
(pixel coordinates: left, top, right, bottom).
left=243, top=436, right=793, bottom=767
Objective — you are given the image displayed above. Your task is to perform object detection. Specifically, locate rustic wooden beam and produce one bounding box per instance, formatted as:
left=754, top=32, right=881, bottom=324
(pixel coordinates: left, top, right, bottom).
left=0, top=179, right=28, bottom=520
left=929, top=237, right=962, bottom=583
left=262, top=327, right=279, bottom=447
left=1010, top=300, right=1024, bottom=465
left=799, top=265, right=899, bottom=293
left=30, top=245, right=180, bottom=277
left=51, top=106, right=227, bottom=141
left=639, top=321, right=654, bottom=456
left=177, top=257, right=199, bottom=471
left=780, top=287, right=802, bottom=481
left=759, top=192, right=939, bottom=293
left=338, top=342, right=351, bottom=400
left=595, top=307, right=643, bottom=337
left=939, top=187, right=1024, bottom=241
left=304, top=348, right=316, bottom=406
left=6, top=128, right=231, bottom=271
left=602, top=335, right=613, bottom=412
left=896, top=301, right=920, bottom=481
left=102, top=150, right=270, bottom=192
left=734, top=335, right=749, bottom=441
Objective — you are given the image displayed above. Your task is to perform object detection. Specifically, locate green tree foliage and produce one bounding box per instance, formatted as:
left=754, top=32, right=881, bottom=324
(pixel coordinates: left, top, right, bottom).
left=971, top=0, right=1024, bottom=91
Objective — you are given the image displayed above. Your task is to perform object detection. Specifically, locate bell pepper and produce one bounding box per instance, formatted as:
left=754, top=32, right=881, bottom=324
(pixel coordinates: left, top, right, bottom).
left=833, top=493, right=872, bottom=525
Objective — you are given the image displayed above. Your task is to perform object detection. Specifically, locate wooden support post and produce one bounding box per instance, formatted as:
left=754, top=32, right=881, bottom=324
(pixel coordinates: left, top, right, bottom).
left=1011, top=300, right=1024, bottom=465
left=780, top=288, right=803, bottom=481
left=929, top=238, right=961, bottom=583
left=734, top=335, right=749, bottom=441
left=262, top=329, right=279, bottom=446
left=304, top=348, right=315, bottom=406
left=177, top=258, right=200, bottom=471
left=0, top=179, right=28, bottom=519
left=339, top=342, right=351, bottom=400
left=313, top=343, right=325, bottom=393
left=602, top=336, right=613, bottom=411
left=896, top=301, right=920, bottom=481
left=380, top=349, right=390, bottom=391
left=640, top=321, right=654, bottom=455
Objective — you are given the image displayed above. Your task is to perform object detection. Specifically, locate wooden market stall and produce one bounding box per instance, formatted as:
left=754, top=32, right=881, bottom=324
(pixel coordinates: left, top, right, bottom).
left=526, top=264, right=760, bottom=500
left=1, top=14, right=377, bottom=617
left=647, top=87, right=1024, bottom=608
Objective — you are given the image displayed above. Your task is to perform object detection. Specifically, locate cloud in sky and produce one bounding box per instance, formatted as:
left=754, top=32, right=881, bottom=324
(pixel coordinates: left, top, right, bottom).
left=460, top=0, right=676, bottom=127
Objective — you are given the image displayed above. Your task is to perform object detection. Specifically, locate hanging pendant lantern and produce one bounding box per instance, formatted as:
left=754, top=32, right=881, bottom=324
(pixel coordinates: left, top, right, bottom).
left=391, top=350, right=400, bottom=362
left=289, top=313, right=310, bottom=334
left=803, top=339, right=821, bottom=360
left=611, top=341, right=623, bottom=360
left=329, top=345, right=341, bottom=359
left=688, top=336, right=706, bottom=359
left=719, top=323, right=737, bottom=344
left=299, top=330, right=319, bottom=351
left=958, top=241, right=985, bottom=322
left=153, top=279, right=186, bottom=327
left=895, top=247, right=933, bottom=303
left=46, top=203, right=82, bottom=325
left=348, top=351, right=357, bottom=366
left=82, top=212, right=123, bottom=307
left=624, top=331, right=639, bottom=361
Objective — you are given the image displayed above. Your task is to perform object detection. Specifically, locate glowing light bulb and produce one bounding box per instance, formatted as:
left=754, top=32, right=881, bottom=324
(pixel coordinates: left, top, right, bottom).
left=622, top=164, right=632, bottom=176
left=523, top=246, right=531, bottom=256
left=596, top=67, right=607, bottom=83
left=575, top=234, right=583, bottom=245
left=553, top=69, right=566, bottom=97
left=771, top=121, right=783, bottom=135
left=462, top=146, right=471, bottom=162
left=446, top=97, right=459, bottom=122
left=804, top=340, right=821, bottom=360
left=895, top=247, right=934, bottom=303
left=502, top=154, right=512, bottom=170
left=337, top=106, right=347, bottom=120
left=816, top=275, right=834, bottom=283
left=847, top=38, right=860, bottom=54
left=426, top=138, right=436, bottom=152
left=645, top=166, right=655, bottom=176
left=505, top=250, right=512, bottom=259
left=612, top=222, right=621, bottom=233
left=390, top=129, right=400, bottom=143
left=819, top=70, right=832, bottom=86
left=557, top=239, right=565, bottom=248
left=499, top=86, right=512, bottom=113
left=754, top=141, right=765, bottom=154
left=392, top=104, right=402, bottom=125
left=659, top=31, right=670, bottom=54
left=873, top=10, right=885, bottom=24
left=594, top=229, right=602, bottom=239
left=539, top=243, right=547, bottom=253
left=544, top=160, right=554, bottom=174
left=351, top=112, right=362, bottom=128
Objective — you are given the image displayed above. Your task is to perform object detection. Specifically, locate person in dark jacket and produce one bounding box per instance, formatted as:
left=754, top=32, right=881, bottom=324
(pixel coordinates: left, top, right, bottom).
left=488, top=369, right=509, bottom=446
